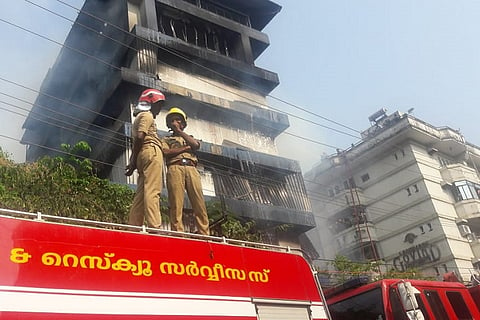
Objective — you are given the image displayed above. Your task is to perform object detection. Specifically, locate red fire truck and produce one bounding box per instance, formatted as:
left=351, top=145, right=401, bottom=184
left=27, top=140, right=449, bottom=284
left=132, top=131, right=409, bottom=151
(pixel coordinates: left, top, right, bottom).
left=325, top=276, right=480, bottom=320
left=0, top=208, right=330, bottom=320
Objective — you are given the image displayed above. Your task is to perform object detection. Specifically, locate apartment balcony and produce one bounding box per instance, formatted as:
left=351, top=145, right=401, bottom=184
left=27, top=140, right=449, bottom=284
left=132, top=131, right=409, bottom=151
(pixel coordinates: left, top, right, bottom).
left=333, top=222, right=377, bottom=251
left=455, top=200, right=480, bottom=220
left=472, top=238, right=480, bottom=259
left=440, top=164, right=478, bottom=184
left=331, top=187, right=366, bottom=208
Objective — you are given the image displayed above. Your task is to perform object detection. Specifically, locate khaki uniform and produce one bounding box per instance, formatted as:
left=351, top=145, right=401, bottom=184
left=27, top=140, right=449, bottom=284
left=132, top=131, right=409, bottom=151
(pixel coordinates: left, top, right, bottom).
left=128, top=111, right=163, bottom=228
left=161, top=135, right=209, bottom=235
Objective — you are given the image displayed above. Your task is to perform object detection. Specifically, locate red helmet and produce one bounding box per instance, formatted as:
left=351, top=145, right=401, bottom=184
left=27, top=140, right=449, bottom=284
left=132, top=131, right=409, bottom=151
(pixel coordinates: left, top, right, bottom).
left=138, top=89, right=165, bottom=104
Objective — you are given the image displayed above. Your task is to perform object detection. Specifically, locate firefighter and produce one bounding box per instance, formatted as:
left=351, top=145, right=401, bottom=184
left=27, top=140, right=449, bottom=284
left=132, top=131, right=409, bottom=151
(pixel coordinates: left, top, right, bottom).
left=125, top=88, right=165, bottom=229
left=161, top=107, right=210, bottom=235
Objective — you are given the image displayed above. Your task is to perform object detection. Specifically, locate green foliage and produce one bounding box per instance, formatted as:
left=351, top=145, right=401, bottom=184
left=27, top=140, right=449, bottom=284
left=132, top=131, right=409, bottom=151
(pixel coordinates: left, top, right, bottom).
left=58, top=141, right=93, bottom=176
left=0, top=142, right=133, bottom=224
left=321, top=255, right=433, bottom=286
left=207, top=200, right=262, bottom=242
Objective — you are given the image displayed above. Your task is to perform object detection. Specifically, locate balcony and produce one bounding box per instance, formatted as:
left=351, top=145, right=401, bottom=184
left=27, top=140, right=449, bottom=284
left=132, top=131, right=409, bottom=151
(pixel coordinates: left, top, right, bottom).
left=472, top=238, right=480, bottom=258
left=331, top=187, right=366, bottom=207
left=440, top=164, right=477, bottom=183
left=455, top=200, right=480, bottom=220
left=333, top=222, right=377, bottom=250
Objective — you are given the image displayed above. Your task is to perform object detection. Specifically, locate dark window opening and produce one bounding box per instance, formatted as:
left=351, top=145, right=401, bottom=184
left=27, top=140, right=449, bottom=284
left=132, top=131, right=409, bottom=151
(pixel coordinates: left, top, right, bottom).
left=389, top=288, right=408, bottom=320
left=328, top=208, right=367, bottom=233
left=210, top=161, right=311, bottom=213
left=361, top=173, right=370, bottom=183
left=157, top=7, right=242, bottom=61
left=446, top=291, right=472, bottom=320
left=329, top=288, right=385, bottom=320
left=414, top=293, right=431, bottom=320
left=424, top=290, right=448, bottom=320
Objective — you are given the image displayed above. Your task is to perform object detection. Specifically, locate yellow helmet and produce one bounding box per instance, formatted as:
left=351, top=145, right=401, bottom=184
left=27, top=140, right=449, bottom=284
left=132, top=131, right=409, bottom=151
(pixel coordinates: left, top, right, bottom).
left=166, top=107, right=187, bottom=128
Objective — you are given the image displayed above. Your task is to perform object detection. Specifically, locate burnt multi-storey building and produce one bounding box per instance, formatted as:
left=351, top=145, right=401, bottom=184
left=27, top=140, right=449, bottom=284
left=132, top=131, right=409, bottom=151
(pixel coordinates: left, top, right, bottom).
left=21, top=0, right=316, bottom=248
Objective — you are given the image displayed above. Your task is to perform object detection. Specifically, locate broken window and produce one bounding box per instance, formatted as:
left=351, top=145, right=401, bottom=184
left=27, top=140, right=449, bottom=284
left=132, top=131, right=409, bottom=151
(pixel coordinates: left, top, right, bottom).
left=156, top=5, right=242, bottom=60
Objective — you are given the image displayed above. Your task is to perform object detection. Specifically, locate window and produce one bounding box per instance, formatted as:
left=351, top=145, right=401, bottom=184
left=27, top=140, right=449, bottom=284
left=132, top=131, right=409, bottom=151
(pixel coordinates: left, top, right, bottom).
left=389, top=288, right=408, bottom=320
left=424, top=290, right=449, bottom=320
left=157, top=5, right=242, bottom=60
left=394, top=150, right=406, bottom=160
left=446, top=291, right=472, bottom=320
left=439, top=157, right=452, bottom=167
left=329, top=288, right=385, bottom=320
left=361, top=173, right=370, bottom=183
left=453, top=180, right=480, bottom=201
left=414, top=293, right=431, bottom=320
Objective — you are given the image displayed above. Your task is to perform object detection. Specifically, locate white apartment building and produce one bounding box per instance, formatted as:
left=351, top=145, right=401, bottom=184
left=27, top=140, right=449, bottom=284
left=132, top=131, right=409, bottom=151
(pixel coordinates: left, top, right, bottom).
left=305, top=109, right=480, bottom=281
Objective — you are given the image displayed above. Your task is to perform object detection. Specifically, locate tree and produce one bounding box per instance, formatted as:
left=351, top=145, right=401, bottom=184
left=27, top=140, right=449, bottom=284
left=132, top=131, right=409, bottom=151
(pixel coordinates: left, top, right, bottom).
left=207, top=200, right=263, bottom=242
left=0, top=142, right=133, bottom=223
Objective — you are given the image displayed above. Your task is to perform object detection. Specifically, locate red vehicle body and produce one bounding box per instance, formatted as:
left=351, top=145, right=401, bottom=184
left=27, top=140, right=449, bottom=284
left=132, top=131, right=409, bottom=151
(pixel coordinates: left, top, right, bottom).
left=0, top=209, right=329, bottom=320
left=325, top=276, right=480, bottom=320
left=469, top=285, right=480, bottom=313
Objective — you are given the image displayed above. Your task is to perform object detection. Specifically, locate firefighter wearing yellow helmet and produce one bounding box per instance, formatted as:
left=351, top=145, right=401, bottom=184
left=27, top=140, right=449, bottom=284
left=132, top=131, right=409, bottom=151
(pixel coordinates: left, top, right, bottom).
left=161, top=107, right=210, bottom=235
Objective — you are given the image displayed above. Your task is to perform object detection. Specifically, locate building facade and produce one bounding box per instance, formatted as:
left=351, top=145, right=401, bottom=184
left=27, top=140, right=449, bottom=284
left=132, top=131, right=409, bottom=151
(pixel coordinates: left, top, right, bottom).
left=21, top=0, right=315, bottom=247
left=305, top=109, right=480, bottom=281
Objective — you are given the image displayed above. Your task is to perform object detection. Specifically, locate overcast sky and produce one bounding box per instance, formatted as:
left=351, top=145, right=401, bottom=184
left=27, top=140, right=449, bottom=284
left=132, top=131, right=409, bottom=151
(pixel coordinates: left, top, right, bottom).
left=2, top=1, right=480, bottom=172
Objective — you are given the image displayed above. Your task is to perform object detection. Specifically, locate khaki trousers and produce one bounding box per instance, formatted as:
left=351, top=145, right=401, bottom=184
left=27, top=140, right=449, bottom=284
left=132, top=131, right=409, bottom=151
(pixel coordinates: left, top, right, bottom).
left=167, top=165, right=209, bottom=235
left=128, top=144, right=163, bottom=228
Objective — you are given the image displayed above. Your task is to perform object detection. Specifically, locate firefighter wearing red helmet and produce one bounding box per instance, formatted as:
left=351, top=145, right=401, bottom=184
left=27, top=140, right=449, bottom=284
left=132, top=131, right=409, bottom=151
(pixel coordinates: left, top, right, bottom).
left=125, top=88, right=165, bottom=229
left=161, top=107, right=210, bottom=235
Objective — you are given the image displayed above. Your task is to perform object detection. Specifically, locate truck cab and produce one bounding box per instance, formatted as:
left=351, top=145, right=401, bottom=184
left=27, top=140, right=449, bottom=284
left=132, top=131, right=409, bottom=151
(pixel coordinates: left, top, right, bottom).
left=325, top=277, right=480, bottom=320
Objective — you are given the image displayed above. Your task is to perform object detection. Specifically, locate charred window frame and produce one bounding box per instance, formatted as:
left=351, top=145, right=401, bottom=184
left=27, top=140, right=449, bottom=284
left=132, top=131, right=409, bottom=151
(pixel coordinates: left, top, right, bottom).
left=210, top=161, right=311, bottom=212
left=181, top=0, right=251, bottom=27
left=328, top=207, right=367, bottom=234
left=156, top=5, right=243, bottom=60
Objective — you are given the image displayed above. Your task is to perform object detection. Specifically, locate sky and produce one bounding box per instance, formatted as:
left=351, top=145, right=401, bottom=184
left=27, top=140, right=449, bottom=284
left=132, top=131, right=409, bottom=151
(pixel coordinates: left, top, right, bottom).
left=2, top=1, right=480, bottom=173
